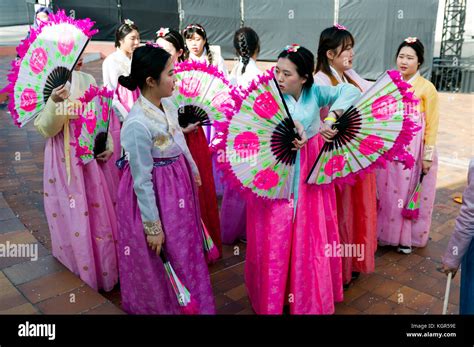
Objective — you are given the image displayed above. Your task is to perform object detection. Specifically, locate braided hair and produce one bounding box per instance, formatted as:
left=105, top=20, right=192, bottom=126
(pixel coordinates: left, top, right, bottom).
left=182, top=23, right=213, bottom=65
left=233, top=27, right=260, bottom=74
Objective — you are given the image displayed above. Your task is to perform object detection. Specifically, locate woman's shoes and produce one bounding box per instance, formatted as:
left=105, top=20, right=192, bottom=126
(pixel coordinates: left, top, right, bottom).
left=343, top=272, right=361, bottom=290
left=397, top=246, right=412, bottom=254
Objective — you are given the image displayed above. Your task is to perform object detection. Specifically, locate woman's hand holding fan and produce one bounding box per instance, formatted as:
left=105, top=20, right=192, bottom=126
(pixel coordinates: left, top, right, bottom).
left=422, top=160, right=433, bottom=174
left=292, top=120, right=308, bottom=150
left=95, top=150, right=113, bottom=162
left=181, top=121, right=201, bottom=134
left=170, top=61, right=240, bottom=131
left=147, top=233, right=165, bottom=256
left=221, top=69, right=302, bottom=200
left=2, top=10, right=97, bottom=127
left=320, top=111, right=340, bottom=142
left=50, top=84, right=70, bottom=103
left=306, top=70, right=421, bottom=186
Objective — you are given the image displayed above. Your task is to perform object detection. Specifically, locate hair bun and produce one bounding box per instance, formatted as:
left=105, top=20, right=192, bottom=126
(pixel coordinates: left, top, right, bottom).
left=118, top=74, right=138, bottom=91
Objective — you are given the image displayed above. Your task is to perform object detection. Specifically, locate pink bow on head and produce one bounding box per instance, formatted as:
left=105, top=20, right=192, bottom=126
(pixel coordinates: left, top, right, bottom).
left=404, top=36, right=418, bottom=44
left=285, top=44, right=300, bottom=53
left=156, top=27, right=170, bottom=37
left=334, top=23, right=347, bottom=31
left=146, top=41, right=161, bottom=48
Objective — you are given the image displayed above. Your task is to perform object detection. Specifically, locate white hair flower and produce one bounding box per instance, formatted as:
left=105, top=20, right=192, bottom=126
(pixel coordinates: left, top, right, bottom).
left=124, top=19, right=134, bottom=26
left=404, top=37, right=418, bottom=44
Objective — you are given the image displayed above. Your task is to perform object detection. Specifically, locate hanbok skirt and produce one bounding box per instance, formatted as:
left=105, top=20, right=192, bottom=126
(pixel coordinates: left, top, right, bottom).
left=185, top=127, right=222, bottom=254
left=245, top=135, right=343, bottom=314
left=116, top=155, right=215, bottom=314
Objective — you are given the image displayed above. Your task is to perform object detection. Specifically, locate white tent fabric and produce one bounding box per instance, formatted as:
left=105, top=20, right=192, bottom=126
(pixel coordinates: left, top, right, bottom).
left=339, top=0, right=439, bottom=79
left=242, top=0, right=334, bottom=61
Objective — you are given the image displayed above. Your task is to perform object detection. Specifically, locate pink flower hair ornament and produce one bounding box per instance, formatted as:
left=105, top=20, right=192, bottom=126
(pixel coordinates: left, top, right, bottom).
left=156, top=27, right=170, bottom=37
left=285, top=44, right=300, bottom=53
left=334, top=23, right=347, bottom=31
left=404, top=37, right=418, bottom=44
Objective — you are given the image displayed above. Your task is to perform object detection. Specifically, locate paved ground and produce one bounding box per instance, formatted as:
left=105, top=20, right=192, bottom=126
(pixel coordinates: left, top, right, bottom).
left=0, top=55, right=472, bottom=315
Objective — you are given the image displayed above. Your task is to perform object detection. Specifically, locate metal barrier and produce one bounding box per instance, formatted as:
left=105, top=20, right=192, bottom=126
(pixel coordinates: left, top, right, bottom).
left=431, top=57, right=474, bottom=93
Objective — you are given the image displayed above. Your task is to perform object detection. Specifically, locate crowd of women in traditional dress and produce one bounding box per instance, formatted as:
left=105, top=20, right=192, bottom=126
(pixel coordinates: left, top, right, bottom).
left=31, top=6, right=471, bottom=315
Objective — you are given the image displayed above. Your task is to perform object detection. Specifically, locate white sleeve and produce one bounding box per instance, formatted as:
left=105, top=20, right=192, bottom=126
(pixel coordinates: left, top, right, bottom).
left=121, top=120, right=160, bottom=225
left=102, top=57, right=129, bottom=121
left=215, top=54, right=228, bottom=78
left=102, top=57, right=118, bottom=91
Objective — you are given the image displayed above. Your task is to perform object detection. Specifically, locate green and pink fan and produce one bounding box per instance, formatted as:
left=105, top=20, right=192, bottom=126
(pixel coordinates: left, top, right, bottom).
left=2, top=10, right=97, bottom=127
left=72, top=85, right=113, bottom=165
left=201, top=219, right=219, bottom=264
left=221, top=69, right=300, bottom=200
left=159, top=250, right=199, bottom=315
left=402, top=173, right=425, bottom=219
left=170, top=60, right=240, bottom=131
left=306, top=70, right=420, bottom=186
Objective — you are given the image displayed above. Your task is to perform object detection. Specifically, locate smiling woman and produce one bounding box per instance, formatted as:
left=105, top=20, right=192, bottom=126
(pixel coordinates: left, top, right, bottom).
left=180, top=23, right=224, bottom=254
left=101, top=19, right=141, bottom=205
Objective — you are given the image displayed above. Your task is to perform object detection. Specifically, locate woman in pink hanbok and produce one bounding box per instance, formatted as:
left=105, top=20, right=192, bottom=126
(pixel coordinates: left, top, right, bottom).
left=34, top=57, right=118, bottom=291
left=245, top=46, right=361, bottom=314
left=376, top=38, right=439, bottom=253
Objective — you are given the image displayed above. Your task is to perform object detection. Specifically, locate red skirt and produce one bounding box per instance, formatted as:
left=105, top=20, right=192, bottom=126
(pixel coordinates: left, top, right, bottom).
left=335, top=173, right=377, bottom=284
left=185, top=127, right=222, bottom=254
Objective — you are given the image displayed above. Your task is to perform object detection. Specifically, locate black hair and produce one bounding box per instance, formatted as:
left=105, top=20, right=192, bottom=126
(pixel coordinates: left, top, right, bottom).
left=115, top=21, right=140, bottom=48
left=395, top=39, right=425, bottom=68
left=278, top=46, right=315, bottom=90
left=233, top=27, right=260, bottom=74
left=33, top=6, right=53, bottom=28
left=156, top=29, right=185, bottom=62
left=118, top=45, right=171, bottom=91
left=315, top=26, right=355, bottom=76
left=182, top=23, right=213, bottom=65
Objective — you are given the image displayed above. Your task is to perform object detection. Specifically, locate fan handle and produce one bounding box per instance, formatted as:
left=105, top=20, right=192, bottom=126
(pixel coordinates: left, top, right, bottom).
left=272, top=77, right=301, bottom=141
left=305, top=141, right=330, bottom=184
left=63, top=39, right=91, bottom=86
